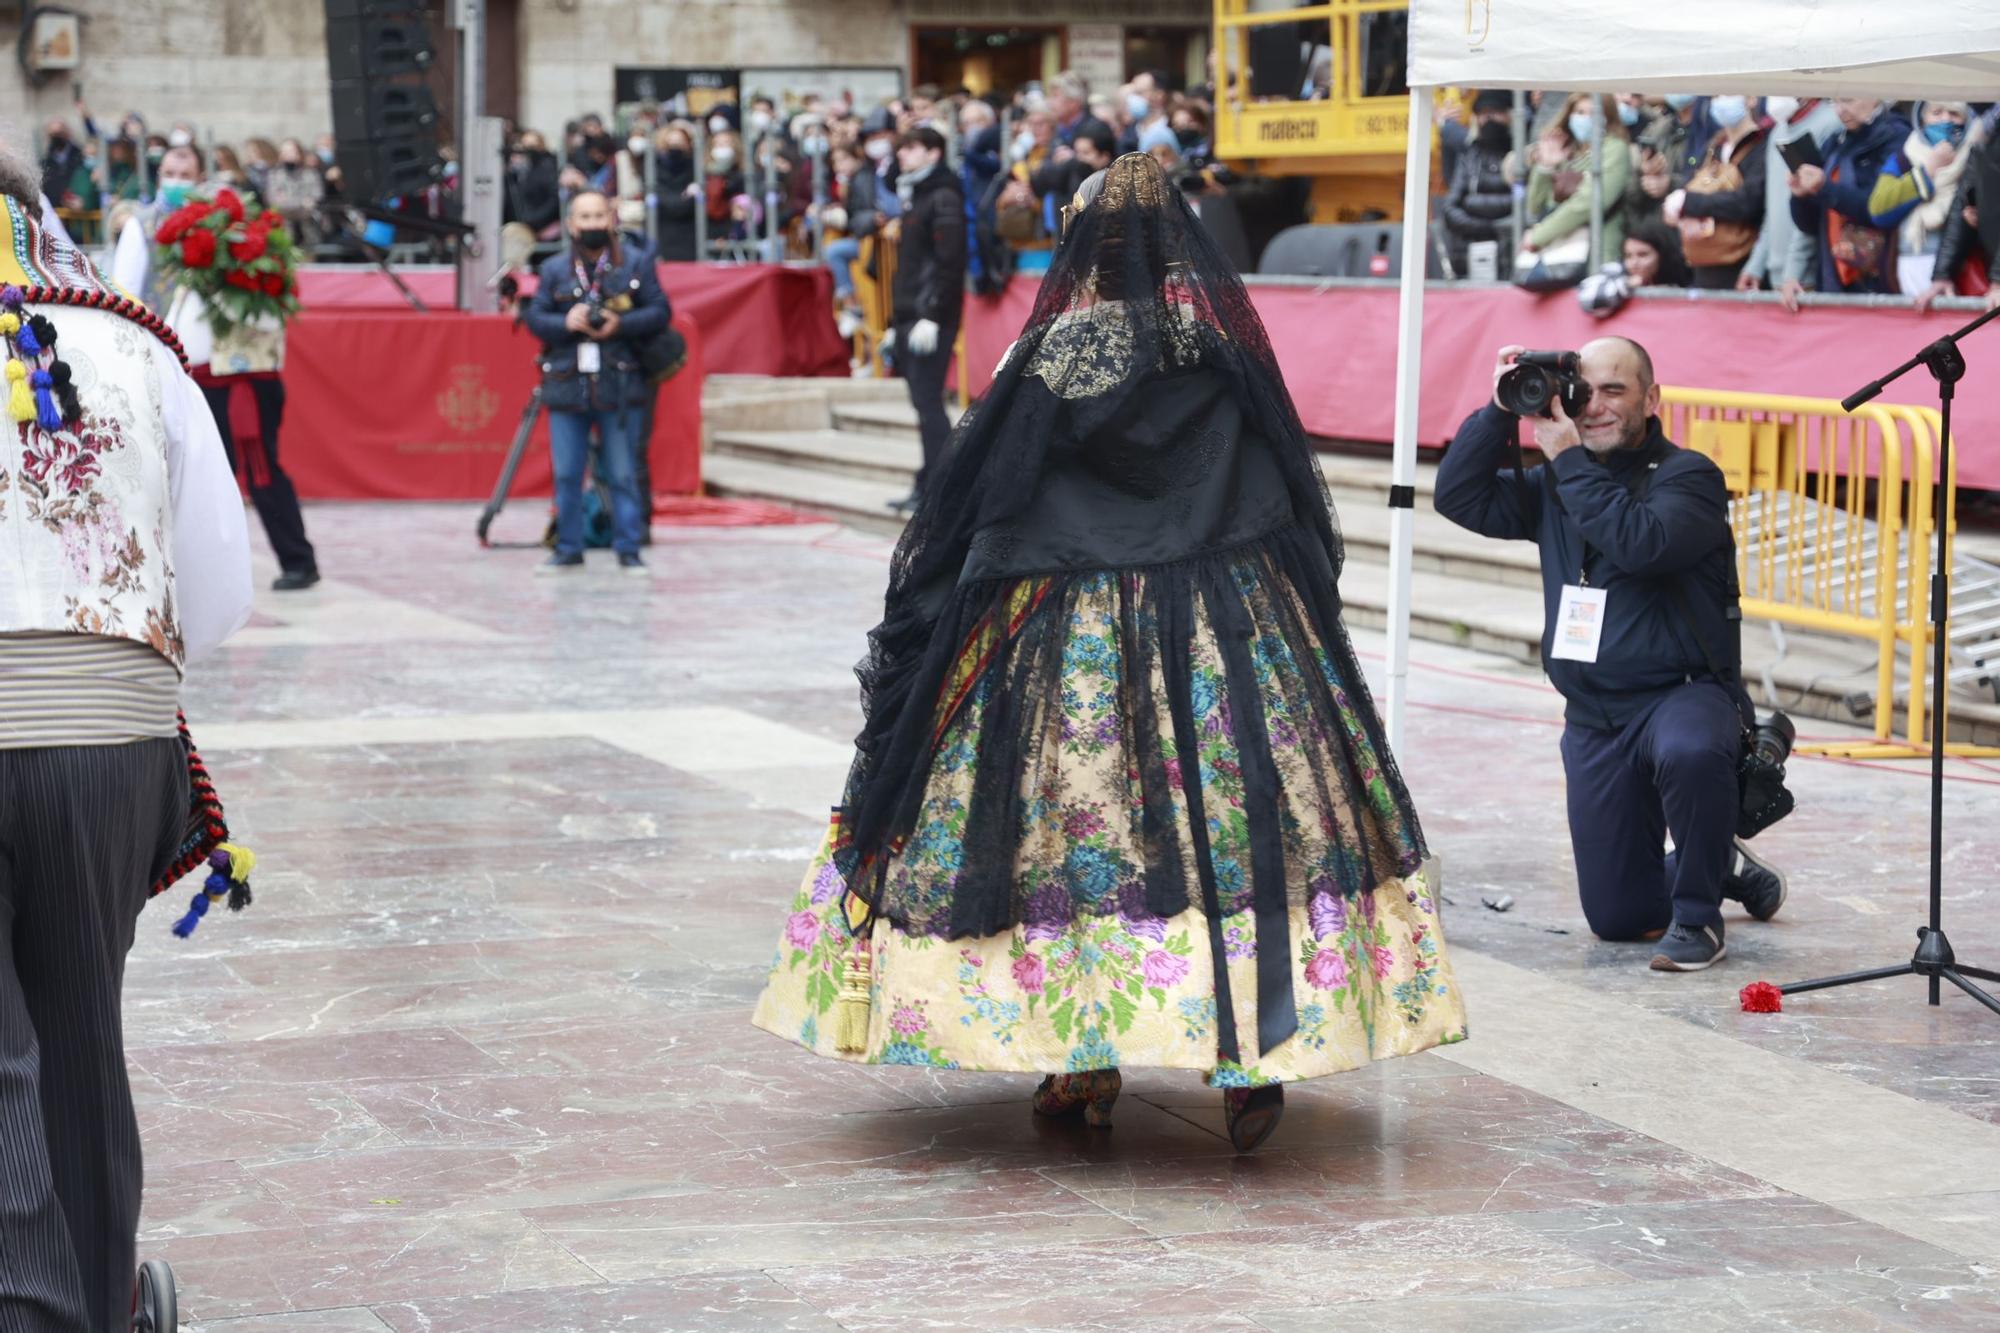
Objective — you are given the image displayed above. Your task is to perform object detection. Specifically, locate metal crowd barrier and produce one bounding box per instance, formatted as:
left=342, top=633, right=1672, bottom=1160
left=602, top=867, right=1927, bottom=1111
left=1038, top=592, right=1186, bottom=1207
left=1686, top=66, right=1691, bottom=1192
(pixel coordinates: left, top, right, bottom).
left=1664, top=387, right=1997, bottom=759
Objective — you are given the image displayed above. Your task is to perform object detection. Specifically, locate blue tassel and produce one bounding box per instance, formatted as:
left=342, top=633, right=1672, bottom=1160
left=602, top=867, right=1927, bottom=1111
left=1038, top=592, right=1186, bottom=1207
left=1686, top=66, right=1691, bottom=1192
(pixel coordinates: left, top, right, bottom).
left=14, top=322, right=39, bottom=357
left=172, top=890, right=212, bottom=938
left=30, top=370, right=59, bottom=432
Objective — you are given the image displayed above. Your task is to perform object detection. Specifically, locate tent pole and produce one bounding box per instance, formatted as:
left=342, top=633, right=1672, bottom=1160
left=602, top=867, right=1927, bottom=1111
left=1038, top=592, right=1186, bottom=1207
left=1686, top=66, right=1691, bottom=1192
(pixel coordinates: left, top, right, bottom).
left=1386, top=86, right=1433, bottom=755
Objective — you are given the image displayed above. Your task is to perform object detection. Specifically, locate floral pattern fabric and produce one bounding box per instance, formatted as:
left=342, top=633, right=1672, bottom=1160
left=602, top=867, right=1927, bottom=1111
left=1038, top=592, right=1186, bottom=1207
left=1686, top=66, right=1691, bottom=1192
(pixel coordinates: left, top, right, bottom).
left=0, top=308, right=182, bottom=666
left=754, top=563, right=1467, bottom=1084
left=752, top=829, right=1465, bottom=1085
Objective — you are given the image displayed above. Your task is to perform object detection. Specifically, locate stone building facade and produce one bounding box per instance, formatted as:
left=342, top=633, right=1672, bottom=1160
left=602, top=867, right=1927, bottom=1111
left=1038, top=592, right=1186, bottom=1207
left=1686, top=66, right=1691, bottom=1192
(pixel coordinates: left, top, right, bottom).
left=4, top=0, right=1206, bottom=153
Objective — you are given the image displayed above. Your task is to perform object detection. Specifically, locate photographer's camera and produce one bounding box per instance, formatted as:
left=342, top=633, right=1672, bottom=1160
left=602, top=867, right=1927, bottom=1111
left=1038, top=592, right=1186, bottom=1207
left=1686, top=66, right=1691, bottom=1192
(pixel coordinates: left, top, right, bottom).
left=1497, top=350, right=1590, bottom=419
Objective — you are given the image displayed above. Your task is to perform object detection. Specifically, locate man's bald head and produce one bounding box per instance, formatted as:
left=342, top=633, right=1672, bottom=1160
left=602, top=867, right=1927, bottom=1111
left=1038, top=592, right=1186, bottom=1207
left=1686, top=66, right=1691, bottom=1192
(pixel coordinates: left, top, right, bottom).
left=1575, top=336, right=1661, bottom=452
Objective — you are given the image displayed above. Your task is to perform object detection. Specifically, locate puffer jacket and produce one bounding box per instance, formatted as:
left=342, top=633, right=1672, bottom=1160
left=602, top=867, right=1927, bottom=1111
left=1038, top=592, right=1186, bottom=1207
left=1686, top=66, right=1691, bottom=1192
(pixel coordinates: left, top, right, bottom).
left=525, top=243, right=672, bottom=413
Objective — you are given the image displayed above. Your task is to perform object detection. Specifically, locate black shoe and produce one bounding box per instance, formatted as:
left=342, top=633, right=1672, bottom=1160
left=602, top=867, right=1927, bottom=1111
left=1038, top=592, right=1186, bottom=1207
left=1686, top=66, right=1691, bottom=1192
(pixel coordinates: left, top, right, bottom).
left=887, top=491, right=919, bottom=515
left=271, top=568, right=320, bottom=592
left=535, top=554, right=584, bottom=577
left=1649, top=921, right=1727, bottom=972
left=617, top=552, right=650, bottom=576
left=1726, top=840, right=1788, bottom=922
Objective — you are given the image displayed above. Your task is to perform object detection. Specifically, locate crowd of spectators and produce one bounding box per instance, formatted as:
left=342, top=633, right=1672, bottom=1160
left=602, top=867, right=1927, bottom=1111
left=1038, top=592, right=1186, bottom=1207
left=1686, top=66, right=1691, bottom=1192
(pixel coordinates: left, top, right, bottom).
left=36, top=100, right=347, bottom=250
left=488, top=67, right=1227, bottom=330
left=1438, top=92, right=2000, bottom=309
left=36, top=81, right=2000, bottom=317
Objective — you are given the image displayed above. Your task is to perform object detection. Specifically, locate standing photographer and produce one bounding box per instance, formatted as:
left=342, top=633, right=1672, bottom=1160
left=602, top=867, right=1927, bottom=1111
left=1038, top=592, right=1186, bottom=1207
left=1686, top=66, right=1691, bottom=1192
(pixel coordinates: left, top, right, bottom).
left=1433, top=337, right=1787, bottom=971
left=525, top=190, right=670, bottom=575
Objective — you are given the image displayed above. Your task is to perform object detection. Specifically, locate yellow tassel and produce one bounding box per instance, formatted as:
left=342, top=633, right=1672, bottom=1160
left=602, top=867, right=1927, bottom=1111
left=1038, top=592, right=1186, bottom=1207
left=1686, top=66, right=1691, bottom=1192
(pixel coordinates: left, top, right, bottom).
left=218, top=842, right=257, bottom=880
left=832, top=936, right=873, bottom=1054
left=5, top=360, right=31, bottom=424
left=0, top=313, right=19, bottom=337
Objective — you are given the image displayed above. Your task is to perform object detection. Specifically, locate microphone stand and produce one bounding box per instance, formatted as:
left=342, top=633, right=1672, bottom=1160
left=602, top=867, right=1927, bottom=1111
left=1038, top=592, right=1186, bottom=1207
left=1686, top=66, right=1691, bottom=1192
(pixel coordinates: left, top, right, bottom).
left=1781, top=302, right=2000, bottom=1015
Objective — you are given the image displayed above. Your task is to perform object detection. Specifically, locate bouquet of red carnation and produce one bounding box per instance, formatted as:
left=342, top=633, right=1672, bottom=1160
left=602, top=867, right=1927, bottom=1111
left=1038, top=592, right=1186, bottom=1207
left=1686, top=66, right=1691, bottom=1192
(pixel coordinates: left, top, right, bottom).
left=152, top=188, right=301, bottom=337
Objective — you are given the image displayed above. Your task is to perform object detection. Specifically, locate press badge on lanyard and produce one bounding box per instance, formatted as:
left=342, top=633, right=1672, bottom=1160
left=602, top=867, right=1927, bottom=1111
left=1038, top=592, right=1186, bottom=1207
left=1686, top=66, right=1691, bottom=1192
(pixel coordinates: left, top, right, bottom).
left=1551, top=578, right=1607, bottom=662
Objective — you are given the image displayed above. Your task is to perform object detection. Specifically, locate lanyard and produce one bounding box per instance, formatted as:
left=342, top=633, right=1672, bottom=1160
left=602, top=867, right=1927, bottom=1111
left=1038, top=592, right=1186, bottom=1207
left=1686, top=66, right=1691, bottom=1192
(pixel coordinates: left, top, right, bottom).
left=572, top=250, right=611, bottom=298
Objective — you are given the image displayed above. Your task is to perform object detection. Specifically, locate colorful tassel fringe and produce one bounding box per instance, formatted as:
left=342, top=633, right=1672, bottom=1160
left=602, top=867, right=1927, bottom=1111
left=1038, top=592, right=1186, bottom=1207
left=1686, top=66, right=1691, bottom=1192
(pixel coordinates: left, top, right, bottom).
left=172, top=842, right=257, bottom=938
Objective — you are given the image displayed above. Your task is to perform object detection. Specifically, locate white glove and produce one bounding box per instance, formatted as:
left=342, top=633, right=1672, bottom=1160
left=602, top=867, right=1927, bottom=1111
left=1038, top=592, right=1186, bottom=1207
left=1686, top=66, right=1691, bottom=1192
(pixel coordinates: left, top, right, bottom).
left=908, top=318, right=940, bottom=356
left=878, top=326, right=897, bottom=355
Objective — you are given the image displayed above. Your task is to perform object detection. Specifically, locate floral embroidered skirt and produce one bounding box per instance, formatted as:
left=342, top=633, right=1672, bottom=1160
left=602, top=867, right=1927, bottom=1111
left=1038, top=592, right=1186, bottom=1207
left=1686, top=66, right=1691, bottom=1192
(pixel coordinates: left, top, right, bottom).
left=753, top=559, right=1469, bottom=1086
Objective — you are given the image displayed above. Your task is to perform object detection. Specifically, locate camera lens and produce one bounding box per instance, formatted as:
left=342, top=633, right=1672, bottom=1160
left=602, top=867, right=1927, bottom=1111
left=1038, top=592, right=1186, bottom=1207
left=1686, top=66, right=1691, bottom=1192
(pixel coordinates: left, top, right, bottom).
left=1751, top=711, right=1796, bottom=767
left=1497, top=365, right=1553, bottom=416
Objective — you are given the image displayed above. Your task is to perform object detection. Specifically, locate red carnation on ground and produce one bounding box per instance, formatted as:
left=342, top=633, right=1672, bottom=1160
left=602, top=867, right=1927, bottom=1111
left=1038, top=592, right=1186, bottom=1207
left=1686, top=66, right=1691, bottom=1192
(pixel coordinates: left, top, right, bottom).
left=229, top=231, right=268, bottom=263
left=1739, top=981, right=1783, bottom=1013
left=179, top=229, right=218, bottom=269
left=214, top=189, right=245, bottom=224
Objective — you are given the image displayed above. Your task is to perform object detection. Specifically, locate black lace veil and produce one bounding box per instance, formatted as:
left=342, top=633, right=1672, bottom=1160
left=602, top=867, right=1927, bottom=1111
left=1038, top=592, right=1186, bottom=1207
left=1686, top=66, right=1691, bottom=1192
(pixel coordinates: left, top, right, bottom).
left=832, top=154, right=1418, bottom=953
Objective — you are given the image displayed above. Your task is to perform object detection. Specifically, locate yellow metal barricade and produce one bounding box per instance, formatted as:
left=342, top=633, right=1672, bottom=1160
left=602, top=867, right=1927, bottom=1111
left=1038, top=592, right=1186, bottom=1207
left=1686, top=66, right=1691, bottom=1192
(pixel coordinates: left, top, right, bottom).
left=1663, top=387, right=1995, bottom=759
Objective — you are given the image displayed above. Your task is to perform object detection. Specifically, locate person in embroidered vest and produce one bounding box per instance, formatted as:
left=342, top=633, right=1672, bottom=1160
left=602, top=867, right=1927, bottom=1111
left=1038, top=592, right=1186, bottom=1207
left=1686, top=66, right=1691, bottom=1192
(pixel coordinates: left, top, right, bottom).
left=752, top=155, right=1468, bottom=1153
left=0, top=147, right=253, bottom=1330
left=111, top=143, right=322, bottom=592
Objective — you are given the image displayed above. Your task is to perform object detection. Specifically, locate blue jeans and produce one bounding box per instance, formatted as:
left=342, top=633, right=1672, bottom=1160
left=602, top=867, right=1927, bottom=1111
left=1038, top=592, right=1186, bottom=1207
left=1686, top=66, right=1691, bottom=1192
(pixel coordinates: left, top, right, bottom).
left=826, top=236, right=861, bottom=300
left=548, top=407, right=646, bottom=558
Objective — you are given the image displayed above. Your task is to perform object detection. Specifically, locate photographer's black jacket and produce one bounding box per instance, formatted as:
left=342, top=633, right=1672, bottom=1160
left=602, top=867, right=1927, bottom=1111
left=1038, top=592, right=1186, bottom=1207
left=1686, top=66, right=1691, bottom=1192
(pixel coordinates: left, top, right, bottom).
left=1435, top=404, right=1742, bottom=730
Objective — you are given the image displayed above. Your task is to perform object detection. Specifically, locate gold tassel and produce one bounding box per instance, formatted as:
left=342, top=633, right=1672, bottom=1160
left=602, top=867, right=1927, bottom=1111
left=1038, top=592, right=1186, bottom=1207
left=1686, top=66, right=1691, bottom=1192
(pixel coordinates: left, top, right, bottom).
left=832, top=936, right=873, bottom=1054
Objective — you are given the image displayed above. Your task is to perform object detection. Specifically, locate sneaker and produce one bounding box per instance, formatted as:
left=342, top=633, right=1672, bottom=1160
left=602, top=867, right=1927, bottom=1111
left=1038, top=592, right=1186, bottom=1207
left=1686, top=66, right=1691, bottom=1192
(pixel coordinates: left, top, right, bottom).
left=1649, top=921, right=1727, bottom=972
left=836, top=307, right=862, bottom=338
left=535, top=554, right=584, bottom=576
left=617, top=553, right=649, bottom=576
left=1726, top=840, right=1788, bottom=922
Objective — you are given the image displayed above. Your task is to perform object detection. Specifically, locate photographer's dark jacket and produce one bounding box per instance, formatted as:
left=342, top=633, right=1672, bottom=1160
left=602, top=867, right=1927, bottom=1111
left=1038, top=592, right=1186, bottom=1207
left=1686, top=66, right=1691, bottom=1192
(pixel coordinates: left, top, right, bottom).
left=525, top=245, right=672, bottom=413
left=1435, top=405, right=1741, bottom=730
left=891, top=166, right=968, bottom=332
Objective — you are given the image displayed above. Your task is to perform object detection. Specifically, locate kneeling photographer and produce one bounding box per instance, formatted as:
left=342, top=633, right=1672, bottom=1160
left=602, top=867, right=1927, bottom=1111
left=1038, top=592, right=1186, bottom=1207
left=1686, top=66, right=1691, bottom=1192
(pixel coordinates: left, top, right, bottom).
left=525, top=190, right=670, bottom=575
left=1434, top=337, right=1791, bottom=972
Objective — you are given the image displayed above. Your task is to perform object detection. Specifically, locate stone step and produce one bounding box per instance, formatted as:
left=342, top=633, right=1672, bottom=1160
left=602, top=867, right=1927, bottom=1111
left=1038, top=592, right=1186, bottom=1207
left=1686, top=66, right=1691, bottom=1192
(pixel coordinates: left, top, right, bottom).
left=702, top=454, right=909, bottom=537
left=709, top=429, right=919, bottom=487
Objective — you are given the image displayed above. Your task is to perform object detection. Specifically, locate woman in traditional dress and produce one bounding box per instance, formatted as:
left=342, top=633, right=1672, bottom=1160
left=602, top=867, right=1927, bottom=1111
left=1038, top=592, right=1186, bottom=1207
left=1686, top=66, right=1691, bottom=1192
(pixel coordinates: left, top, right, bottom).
left=753, top=153, right=1466, bottom=1151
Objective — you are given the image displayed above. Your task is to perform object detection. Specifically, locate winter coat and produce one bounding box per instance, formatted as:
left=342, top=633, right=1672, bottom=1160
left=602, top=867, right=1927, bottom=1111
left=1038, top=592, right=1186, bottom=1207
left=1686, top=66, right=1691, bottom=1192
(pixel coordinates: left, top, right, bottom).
left=525, top=244, right=672, bottom=413
left=1440, top=141, right=1514, bottom=265
left=1868, top=108, right=1974, bottom=258
left=1930, top=130, right=2000, bottom=286
left=504, top=150, right=562, bottom=232
left=1745, top=100, right=1842, bottom=286
left=652, top=155, right=699, bottom=262
left=1525, top=137, right=1632, bottom=260
left=1787, top=108, right=1913, bottom=295
left=1436, top=405, right=1742, bottom=731
left=890, top=167, right=968, bottom=332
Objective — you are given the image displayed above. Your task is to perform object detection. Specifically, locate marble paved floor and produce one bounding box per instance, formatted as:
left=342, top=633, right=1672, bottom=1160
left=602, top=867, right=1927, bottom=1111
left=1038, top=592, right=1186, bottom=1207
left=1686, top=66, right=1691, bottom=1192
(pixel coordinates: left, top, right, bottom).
left=130, top=502, right=2000, bottom=1330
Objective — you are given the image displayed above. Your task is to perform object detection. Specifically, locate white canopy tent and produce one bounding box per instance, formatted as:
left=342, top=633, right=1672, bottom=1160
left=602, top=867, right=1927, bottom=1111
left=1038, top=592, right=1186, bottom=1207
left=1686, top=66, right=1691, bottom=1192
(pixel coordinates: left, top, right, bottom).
left=1379, top=0, right=2000, bottom=750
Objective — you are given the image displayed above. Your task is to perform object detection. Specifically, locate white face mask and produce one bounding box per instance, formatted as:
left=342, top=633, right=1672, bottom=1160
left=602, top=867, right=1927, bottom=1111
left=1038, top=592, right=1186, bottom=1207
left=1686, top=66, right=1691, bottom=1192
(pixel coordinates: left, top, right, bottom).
left=1126, top=92, right=1150, bottom=122
left=1764, top=96, right=1800, bottom=124
left=167, top=129, right=193, bottom=148
left=749, top=111, right=773, bottom=134
left=711, top=146, right=736, bottom=168
left=865, top=138, right=892, bottom=162
left=708, top=116, right=729, bottom=135
left=1011, top=131, right=1035, bottom=160
left=628, top=137, right=648, bottom=157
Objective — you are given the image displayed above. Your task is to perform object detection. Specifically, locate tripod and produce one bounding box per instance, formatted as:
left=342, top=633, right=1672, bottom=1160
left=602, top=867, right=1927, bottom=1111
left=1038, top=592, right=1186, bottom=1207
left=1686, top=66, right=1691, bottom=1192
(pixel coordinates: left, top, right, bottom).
left=1780, top=303, right=2000, bottom=1015
left=474, top=387, right=652, bottom=549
